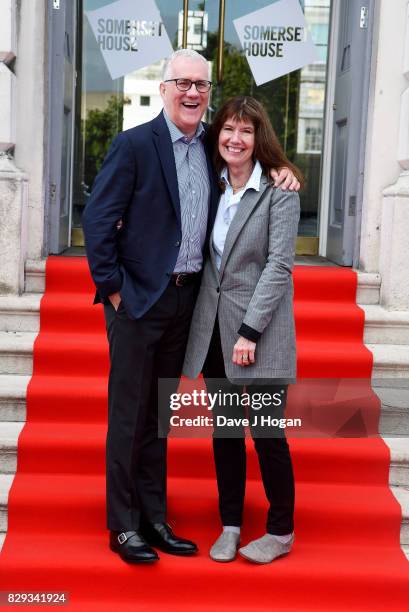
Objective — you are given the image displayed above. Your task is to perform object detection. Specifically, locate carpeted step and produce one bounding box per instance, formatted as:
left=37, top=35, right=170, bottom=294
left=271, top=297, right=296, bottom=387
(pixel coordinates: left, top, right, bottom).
left=1, top=533, right=408, bottom=612
left=1, top=257, right=407, bottom=611
left=39, top=294, right=366, bottom=341
left=43, top=259, right=360, bottom=302
left=30, top=333, right=373, bottom=378
left=5, top=475, right=403, bottom=547
left=14, top=424, right=390, bottom=485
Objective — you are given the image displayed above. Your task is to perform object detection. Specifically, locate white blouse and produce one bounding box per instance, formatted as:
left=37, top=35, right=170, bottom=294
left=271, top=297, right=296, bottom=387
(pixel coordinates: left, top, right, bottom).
left=212, top=160, right=263, bottom=269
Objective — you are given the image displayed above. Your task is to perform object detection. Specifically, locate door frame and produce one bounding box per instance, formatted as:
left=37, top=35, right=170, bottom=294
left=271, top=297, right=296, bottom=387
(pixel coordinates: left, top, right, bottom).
left=351, top=0, right=376, bottom=268
left=45, top=0, right=78, bottom=254
left=319, top=0, right=375, bottom=266
left=319, top=0, right=340, bottom=258
left=67, top=0, right=79, bottom=251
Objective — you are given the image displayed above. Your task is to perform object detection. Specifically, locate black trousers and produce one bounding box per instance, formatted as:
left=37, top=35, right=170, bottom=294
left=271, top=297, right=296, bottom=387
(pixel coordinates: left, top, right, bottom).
left=202, top=321, right=295, bottom=535
left=103, top=281, right=199, bottom=531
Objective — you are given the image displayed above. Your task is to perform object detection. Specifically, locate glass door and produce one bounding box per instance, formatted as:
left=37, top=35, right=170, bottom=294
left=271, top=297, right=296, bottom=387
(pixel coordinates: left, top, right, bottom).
left=72, top=0, right=331, bottom=253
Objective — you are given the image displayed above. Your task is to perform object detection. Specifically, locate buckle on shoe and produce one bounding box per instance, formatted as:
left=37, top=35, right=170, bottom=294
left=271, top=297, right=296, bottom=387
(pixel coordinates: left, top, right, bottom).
left=118, top=532, right=128, bottom=545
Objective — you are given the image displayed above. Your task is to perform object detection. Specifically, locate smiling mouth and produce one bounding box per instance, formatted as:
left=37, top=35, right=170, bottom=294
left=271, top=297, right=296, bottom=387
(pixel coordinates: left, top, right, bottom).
left=182, top=102, right=199, bottom=110
left=225, top=146, right=244, bottom=153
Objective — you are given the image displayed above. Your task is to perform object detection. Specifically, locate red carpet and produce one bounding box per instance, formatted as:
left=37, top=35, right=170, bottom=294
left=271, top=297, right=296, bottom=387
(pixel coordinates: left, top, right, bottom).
left=0, top=257, right=408, bottom=610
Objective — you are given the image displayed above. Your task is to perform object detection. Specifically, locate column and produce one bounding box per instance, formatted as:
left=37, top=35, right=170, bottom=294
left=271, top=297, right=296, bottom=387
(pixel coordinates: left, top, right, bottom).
left=0, top=0, right=28, bottom=295
left=379, top=1, right=409, bottom=310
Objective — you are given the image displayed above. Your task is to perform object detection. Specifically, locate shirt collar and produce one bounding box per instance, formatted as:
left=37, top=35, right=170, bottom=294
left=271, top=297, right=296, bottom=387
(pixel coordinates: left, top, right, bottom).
left=163, top=110, right=205, bottom=144
left=221, top=160, right=263, bottom=192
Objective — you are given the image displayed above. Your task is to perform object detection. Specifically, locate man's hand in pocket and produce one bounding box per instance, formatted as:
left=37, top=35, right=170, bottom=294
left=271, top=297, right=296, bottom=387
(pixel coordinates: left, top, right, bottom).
left=109, top=292, right=121, bottom=311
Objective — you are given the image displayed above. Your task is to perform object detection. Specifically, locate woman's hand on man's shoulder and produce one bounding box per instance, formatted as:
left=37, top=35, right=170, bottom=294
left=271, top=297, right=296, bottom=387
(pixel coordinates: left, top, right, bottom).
left=270, top=167, right=300, bottom=192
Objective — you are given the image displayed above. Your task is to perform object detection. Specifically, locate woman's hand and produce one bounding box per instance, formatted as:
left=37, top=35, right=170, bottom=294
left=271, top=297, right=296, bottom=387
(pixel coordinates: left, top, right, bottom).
left=232, top=336, right=256, bottom=366
left=270, top=167, right=300, bottom=191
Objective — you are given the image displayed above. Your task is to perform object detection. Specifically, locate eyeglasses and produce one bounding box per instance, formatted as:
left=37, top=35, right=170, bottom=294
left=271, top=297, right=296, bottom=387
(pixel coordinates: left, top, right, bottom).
left=164, top=78, right=212, bottom=93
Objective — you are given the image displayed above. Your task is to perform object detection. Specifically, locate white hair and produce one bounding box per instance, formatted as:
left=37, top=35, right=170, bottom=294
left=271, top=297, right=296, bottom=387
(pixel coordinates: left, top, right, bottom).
left=162, top=49, right=210, bottom=81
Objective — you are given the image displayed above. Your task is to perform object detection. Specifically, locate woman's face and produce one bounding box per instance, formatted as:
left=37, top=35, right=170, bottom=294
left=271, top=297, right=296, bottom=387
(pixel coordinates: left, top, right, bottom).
left=218, top=117, right=255, bottom=169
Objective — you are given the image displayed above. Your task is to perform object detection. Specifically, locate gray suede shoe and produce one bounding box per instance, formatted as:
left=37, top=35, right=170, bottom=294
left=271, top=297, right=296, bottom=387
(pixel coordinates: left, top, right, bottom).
left=209, top=531, right=240, bottom=562
left=239, top=533, right=294, bottom=564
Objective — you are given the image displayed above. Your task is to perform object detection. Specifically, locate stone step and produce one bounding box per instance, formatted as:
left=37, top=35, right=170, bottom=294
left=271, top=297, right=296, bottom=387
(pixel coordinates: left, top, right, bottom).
left=367, top=344, right=409, bottom=378
left=376, top=385, right=409, bottom=436
left=0, top=332, right=36, bottom=375
left=363, top=306, right=409, bottom=344
left=0, top=294, right=41, bottom=332
left=0, top=422, right=25, bottom=473
left=0, top=473, right=14, bottom=533
left=391, top=485, right=409, bottom=547
left=0, top=375, right=29, bottom=422
left=382, top=437, right=409, bottom=487
left=25, top=259, right=46, bottom=294
left=356, top=272, right=381, bottom=305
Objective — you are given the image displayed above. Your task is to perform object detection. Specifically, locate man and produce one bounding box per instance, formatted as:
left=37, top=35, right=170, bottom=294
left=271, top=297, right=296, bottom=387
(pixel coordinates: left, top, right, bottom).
left=83, top=48, right=300, bottom=564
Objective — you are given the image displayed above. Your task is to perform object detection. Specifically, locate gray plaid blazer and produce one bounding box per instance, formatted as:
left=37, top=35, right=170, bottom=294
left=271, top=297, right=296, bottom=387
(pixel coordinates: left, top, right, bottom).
left=183, top=175, right=300, bottom=384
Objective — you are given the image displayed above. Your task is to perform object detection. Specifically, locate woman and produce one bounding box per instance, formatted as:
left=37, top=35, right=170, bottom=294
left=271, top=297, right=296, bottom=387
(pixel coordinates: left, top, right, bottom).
left=183, top=96, right=302, bottom=564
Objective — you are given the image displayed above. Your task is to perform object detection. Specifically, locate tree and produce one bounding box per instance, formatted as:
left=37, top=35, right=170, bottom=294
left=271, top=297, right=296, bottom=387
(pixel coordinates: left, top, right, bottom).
left=72, top=95, right=131, bottom=226
left=83, top=95, right=131, bottom=188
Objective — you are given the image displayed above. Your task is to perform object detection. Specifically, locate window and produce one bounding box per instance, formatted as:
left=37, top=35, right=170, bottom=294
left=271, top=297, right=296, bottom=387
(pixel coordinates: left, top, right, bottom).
left=140, top=96, right=150, bottom=107
left=304, top=119, right=323, bottom=152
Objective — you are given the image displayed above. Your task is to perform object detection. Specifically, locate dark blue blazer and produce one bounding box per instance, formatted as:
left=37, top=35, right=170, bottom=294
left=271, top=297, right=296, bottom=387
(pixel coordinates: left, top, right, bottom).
left=82, top=111, right=220, bottom=319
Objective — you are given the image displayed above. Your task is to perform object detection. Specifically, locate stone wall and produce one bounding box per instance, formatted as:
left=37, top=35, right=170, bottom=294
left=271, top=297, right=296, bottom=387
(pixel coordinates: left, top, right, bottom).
left=378, top=0, right=409, bottom=310
left=359, top=0, right=409, bottom=284
left=0, top=1, right=47, bottom=294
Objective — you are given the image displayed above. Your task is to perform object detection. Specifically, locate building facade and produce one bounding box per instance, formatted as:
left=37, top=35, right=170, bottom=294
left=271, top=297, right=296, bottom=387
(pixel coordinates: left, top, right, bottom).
left=0, top=0, right=408, bottom=314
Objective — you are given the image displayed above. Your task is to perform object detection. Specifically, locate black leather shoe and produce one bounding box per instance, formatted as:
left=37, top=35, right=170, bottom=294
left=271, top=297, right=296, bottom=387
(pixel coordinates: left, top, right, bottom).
left=140, top=522, right=198, bottom=556
left=109, top=530, right=159, bottom=563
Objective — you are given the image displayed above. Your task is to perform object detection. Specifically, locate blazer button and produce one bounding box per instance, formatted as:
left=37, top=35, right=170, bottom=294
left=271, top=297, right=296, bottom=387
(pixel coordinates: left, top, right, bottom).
left=175, top=241, right=181, bottom=247
left=216, top=287, right=220, bottom=293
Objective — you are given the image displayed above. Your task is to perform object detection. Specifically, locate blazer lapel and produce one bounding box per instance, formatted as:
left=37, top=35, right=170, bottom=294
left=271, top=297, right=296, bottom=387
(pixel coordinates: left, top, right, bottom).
left=218, top=176, right=270, bottom=280
left=152, top=111, right=181, bottom=228
left=209, top=228, right=220, bottom=279
left=204, top=139, right=220, bottom=234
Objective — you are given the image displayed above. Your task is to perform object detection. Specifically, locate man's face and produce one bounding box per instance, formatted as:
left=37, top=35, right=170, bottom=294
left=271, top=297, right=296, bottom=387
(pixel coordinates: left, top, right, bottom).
left=160, top=56, right=210, bottom=136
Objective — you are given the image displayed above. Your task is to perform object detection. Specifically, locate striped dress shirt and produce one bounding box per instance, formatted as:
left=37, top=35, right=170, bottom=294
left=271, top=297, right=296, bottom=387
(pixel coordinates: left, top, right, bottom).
left=164, top=112, right=210, bottom=273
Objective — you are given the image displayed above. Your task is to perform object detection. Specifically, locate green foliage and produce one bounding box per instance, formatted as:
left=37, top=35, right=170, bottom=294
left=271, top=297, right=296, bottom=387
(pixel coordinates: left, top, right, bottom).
left=83, top=95, right=130, bottom=187
left=211, top=46, right=253, bottom=108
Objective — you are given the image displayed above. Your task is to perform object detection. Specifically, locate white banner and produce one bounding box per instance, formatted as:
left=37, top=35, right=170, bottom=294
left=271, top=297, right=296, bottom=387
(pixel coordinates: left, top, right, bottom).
left=85, top=0, right=173, bottom=80
left=233, top=0, right=319, bottom=86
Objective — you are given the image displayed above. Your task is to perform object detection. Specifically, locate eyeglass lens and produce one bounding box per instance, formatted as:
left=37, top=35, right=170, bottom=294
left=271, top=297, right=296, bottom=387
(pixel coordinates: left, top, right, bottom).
left=176, top=79, right=211, bottom=92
